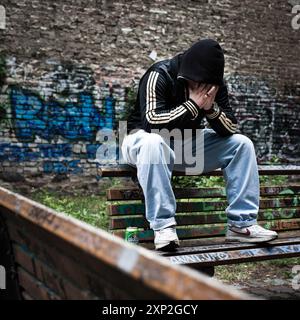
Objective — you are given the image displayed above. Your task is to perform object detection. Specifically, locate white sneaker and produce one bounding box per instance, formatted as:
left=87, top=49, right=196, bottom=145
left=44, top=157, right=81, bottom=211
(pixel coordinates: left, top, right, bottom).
left=226, top=224, right=278, bottom=243
left=154, top=226, right=180, bottom=250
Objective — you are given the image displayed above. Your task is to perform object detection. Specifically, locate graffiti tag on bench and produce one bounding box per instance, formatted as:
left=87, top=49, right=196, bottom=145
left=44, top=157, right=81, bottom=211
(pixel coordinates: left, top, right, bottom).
left=168, top=244, right=300, bottom=265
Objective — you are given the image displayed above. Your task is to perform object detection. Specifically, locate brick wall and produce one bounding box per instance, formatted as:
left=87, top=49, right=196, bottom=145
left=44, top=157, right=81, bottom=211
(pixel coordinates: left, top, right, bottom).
left=0, top=0, right=299, bottom=182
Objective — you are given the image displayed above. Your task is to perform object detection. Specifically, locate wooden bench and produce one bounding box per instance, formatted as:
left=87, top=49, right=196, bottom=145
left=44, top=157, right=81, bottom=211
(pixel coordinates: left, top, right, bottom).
left=0, top=186, right=249, bottom=300
left=101, top=165, right=300, bottom=276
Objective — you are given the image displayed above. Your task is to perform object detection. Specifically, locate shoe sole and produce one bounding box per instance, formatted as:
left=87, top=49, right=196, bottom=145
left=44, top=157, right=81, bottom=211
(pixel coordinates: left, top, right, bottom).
left=155, top=240, right=180, bottom=251
left=225, top=234, right=278, bottom=243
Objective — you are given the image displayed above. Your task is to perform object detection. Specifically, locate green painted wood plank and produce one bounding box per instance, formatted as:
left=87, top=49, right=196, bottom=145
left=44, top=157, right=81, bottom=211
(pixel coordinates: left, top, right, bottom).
left=112, top=219, right=300, bottom=242
left=110, top=207, right=300, bottom=229
left=107, top=185, right=300, bottom=200
left=108, top=196, right=300, bottom=215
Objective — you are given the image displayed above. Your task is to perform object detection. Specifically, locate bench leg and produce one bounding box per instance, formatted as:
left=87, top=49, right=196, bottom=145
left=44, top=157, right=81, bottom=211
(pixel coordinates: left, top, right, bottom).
left=189, top=265, right=215, bottom=277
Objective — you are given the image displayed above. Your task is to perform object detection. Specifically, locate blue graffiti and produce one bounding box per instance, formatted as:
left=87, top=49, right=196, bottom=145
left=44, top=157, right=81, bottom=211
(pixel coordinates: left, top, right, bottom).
left=103, top=95, right=115, bottom=129
left=0, top=143, right=39, bottom=162
left=0, top=143, right=108, bottom=163
left=0, top=143, right=74, bottom=162
left=39, top=144, right=72, bottom=158
left=10, top=87, right=115, bottom=142
left=86, top=144, right=102, bottom=159
left=43, top=160, right=82, bottom=174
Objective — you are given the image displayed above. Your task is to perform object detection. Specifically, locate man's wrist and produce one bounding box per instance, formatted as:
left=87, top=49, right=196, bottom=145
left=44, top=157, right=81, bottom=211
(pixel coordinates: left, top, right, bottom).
left=184, top=99, right=199, bottom=120
left=205, top=102, right=220, bottom=119
left=204, top=106, right=215, bottom=114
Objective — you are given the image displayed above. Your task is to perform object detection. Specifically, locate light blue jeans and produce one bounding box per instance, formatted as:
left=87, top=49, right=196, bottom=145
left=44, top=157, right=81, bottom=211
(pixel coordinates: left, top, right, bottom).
left=121, top=128, right=259, bottom=231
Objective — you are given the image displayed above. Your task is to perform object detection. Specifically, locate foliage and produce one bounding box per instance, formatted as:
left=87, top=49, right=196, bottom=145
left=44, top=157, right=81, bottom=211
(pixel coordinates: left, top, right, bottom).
left=30, top=190, right=109, bottom=230
left=172, top=175, right=225, bottom=188
left=268, top=155, right=281, bottom=164
left=0, top=54, right=6, bottom=87
left=172, top=171, right=288, bottom=188
left=259, top=174, right=288, bottom=186
left=0, top=102, right=12, bottom=128
left=259, top=155, right=288, bottom=185
left=172, top=155, right=289, bottom=188
left=0, top=54, right=10, bottom=127
left=120, top=81, right=138, bottom=121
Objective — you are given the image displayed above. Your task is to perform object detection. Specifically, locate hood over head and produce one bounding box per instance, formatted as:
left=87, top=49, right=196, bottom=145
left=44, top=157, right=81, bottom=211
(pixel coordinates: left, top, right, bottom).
left=177, top=39, right=225, bottom=86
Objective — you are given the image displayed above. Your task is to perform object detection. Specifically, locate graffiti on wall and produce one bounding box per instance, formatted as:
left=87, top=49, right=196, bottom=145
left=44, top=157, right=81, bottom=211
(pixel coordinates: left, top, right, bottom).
left=0, top=59, right=299, bottom=177
left=10, top=87, right=115, bottom=142
left=0, top=59, right=121, bottom=175
left=226, top=75, right=300, bottom=163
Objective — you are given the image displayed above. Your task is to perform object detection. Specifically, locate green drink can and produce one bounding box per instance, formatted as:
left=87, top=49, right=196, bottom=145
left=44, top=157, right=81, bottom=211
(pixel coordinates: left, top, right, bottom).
left=125, top=227, right=139, bottom=245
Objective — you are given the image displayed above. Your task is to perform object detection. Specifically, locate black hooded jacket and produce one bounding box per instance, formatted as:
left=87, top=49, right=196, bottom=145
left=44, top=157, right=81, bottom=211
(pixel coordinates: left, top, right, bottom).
left=127, top=39, right=237, bottom=136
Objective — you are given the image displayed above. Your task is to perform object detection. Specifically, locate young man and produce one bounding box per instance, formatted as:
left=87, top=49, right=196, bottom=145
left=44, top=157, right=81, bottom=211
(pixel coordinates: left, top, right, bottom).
left=122, top=39, right=277, bottom=250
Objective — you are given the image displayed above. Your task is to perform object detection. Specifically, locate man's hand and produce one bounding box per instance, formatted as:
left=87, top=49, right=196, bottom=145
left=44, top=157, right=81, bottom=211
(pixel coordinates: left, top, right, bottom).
left=189, top=83, right=219, bottom=111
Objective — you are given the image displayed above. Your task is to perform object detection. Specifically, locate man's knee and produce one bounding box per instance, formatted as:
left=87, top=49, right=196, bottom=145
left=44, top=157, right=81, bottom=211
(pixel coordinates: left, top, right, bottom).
left=139, top=133, right=174, bottom=164
left=229, top=134, right=254, bottom=151
left=141, top=133, right=164, bottom=149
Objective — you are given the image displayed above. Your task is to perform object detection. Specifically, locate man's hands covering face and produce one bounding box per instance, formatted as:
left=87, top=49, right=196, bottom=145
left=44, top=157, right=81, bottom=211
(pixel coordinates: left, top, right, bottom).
left=188, top=83, right=219, bottom=111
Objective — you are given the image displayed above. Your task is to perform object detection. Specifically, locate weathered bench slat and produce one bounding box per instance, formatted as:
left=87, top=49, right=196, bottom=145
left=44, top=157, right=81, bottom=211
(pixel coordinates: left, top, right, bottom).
left=108, top=196, right=300, bottom=215
left=112, top=218, right=300, bottom=241
left=105, top=165, right=300, bottom=273
left=141, top=230, right=300, bottom=248
left=107, top=185, right=300, bottom=200
left=110, top=207, right=300, bottom=229
left=167, top=243, right=300, bottom=267
left=0, top=186, right=248, bottom=300
left=99, top=165, right=300, bottom=177
left=140, top=230, right=300, bottom=250
left=99, top=166, right=223, bottom=177
left=159, top=236, right=300, bottom=256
